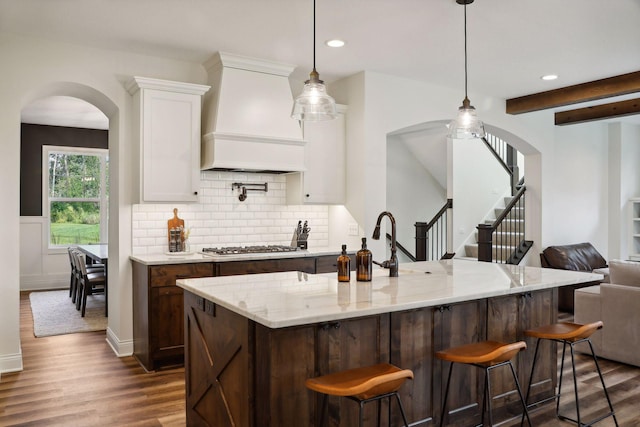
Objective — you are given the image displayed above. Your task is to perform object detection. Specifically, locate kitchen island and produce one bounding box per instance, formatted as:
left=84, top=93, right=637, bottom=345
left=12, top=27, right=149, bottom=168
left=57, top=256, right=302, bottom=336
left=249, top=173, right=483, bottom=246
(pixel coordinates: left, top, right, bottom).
left=130, top=247, right=355, bottom=371
left=177, top=259, right=603, bottom=426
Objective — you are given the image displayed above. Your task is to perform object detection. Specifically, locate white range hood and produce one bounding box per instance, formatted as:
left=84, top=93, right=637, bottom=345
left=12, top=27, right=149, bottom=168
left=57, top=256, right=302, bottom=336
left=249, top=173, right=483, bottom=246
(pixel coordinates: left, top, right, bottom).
left=201, top=52, right=306, bottom=173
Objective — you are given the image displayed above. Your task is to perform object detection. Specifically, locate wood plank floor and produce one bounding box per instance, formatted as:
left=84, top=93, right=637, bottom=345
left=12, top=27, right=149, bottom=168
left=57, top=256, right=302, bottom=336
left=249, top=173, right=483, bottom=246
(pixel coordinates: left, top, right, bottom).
left=2, top=293, right=639, bottom=426
left=0, top=292, right=186, bottom=426
left=503, top=309, right=640, bottom=426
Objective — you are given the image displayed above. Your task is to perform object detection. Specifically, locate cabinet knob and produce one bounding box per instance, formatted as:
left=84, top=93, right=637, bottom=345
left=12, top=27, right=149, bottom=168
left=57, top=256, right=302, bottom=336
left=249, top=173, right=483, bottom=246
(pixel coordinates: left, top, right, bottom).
left=305, top=194, right=310, bottom=198
left=194, top=191, right=198, bottom=195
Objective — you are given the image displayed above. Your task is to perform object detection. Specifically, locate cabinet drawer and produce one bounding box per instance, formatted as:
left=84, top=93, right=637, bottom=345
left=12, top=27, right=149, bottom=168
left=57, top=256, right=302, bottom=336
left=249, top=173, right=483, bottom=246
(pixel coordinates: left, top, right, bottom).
left=217, top=257, right=315, bottom=276
left=315, top=254, right=356, bottom=274
left=149, top=263, right=214, bottom=287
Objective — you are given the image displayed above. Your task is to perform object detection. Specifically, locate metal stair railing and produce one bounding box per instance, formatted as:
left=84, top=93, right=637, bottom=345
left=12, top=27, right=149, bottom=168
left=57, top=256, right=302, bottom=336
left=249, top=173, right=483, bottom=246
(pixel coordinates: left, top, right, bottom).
left=482, top=133, right=520, bottom=196
left=385, top=233, right=416, bottom=262
left=476, top=186, right=532, bottom=264
left=414, top=199, right=454, bottom=261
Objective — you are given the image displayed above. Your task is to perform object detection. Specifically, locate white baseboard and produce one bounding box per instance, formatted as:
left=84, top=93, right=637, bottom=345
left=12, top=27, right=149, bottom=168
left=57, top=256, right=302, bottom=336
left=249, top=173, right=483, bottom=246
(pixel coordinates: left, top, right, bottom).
left=106, top=327, right=133, bottom=357
left=0, top=350, right=23, bottom=374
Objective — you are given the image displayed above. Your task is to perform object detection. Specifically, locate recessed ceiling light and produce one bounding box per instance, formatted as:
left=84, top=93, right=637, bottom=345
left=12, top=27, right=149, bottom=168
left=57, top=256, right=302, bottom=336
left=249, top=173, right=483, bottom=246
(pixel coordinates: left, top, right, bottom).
left=541, top=74, right=558, bottom=81
left=325, top=39, right=345, bottom=48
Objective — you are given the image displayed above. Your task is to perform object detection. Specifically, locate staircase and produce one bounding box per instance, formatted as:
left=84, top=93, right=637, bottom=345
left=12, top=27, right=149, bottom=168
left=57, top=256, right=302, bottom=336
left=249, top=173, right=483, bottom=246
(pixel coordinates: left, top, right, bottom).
left=410, top=133, right=532, bottom=264
left=464, top=196, right=524, bottom=262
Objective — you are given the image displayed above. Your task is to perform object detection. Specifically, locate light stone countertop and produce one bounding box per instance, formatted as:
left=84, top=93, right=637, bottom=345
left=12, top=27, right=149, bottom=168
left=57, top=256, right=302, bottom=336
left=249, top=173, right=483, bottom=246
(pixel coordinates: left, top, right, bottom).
left=129, top=247, right=347, bottom=265
left=176, top=259, right=603, bottom=329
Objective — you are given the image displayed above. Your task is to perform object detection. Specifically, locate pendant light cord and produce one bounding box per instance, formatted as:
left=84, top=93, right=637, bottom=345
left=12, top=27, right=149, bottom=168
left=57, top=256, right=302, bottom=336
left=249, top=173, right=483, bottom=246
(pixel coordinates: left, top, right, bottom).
left=312, top=0, right=317, bottom=73
left=464, top=0, right=468, bottom=100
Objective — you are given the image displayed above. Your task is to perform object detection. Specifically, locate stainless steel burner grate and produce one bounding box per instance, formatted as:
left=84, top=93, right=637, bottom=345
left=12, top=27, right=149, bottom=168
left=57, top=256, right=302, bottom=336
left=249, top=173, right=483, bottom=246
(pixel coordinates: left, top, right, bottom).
left=201, top=245, right=299, bottom=255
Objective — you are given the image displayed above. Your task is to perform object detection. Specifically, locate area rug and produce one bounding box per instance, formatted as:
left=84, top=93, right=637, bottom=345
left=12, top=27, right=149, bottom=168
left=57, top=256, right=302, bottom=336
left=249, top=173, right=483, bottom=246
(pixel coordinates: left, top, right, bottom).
left=29, top=290, right=107, bottom=337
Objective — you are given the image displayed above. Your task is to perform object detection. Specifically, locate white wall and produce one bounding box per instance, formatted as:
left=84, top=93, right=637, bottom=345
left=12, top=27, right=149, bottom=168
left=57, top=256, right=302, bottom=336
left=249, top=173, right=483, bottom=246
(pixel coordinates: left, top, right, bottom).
left=451, top=138, right=511, bottom=253
left=386, top=137, right=446, bottom=260
left=548, top=123, right=609, bottom=252
left=1, top=32, right=207, bottom=372
left=332, top=71, right=550, bottom=262
left=331, top=70, right=640, bottom=268
left=609, top=122, right=640, bottom=260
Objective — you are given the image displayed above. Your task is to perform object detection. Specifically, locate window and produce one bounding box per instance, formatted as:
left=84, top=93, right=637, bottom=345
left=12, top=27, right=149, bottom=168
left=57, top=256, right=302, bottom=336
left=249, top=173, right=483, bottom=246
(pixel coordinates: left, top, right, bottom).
left=44, top=146, right=109, bottom=247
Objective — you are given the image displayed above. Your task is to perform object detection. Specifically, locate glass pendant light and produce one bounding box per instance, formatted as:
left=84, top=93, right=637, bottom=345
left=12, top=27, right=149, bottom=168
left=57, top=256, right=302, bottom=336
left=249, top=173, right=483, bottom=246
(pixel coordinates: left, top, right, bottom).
left=448, top=0, right=485, bottom=139
left=291, top=0, right=337, bottom=121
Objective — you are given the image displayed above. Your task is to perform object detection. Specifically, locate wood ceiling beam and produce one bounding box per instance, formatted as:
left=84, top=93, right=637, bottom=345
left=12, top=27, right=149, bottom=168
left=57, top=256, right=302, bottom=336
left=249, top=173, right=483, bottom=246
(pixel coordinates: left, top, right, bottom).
left=506, top=71, right=640, bottom=114
left=555, top=98, right=640, bottom=126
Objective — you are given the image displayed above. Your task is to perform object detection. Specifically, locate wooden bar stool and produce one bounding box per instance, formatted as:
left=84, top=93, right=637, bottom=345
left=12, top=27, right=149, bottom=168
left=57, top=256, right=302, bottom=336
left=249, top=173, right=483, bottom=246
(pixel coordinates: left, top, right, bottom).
left=435, top=340, right=532, bottom=426
left=524, top=321, right=618, bottom=426
left=305, top=363, right=413, bottom=427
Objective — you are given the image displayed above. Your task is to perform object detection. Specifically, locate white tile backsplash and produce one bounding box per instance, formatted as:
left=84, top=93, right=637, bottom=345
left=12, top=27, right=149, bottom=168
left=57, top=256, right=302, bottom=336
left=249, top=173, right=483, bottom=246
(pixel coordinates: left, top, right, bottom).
left=132, top=170, right=329, bottom=255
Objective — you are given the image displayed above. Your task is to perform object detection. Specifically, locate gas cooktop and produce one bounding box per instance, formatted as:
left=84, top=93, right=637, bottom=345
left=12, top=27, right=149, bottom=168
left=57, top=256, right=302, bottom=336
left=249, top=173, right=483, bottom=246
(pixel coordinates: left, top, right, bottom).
left=201, top=245, right=300, bottom=255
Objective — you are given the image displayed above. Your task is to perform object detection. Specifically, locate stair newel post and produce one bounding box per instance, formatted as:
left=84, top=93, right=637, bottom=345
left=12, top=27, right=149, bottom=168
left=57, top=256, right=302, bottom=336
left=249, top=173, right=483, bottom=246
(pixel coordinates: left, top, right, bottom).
left=446, top=200, right=454, bottom=258
left=477, top=224, right=494, bottom=262
left=415, top=222, right=428, bottom=261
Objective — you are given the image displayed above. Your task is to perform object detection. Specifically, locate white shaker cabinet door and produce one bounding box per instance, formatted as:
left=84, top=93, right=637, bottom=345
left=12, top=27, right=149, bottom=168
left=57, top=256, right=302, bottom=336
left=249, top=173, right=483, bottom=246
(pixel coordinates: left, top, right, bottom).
left=286, top=105, right=347, bottom=205
left=128, top=77, right=209, bottom=203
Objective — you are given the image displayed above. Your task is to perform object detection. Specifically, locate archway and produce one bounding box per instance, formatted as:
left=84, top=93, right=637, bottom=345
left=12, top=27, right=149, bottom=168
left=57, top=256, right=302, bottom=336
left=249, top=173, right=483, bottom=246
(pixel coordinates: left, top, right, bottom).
left=386, top=120, right=542, bottom=264
left=20, top=82, right=119, bottom=341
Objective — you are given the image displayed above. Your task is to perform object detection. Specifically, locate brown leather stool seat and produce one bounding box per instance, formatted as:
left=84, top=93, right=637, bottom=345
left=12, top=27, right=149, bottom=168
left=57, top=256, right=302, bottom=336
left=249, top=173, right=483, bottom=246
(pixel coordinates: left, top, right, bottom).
left=524, top=321, right=618, bottom=426
left=305, top=363, right=413, bottom=427
left=435, top=340, right=531, bottom=426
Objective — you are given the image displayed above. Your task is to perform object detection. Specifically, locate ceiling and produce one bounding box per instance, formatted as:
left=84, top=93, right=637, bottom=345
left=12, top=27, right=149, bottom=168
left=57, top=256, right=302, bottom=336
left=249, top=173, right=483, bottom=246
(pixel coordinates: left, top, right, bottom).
left=5, top=0, right=640, bottom=128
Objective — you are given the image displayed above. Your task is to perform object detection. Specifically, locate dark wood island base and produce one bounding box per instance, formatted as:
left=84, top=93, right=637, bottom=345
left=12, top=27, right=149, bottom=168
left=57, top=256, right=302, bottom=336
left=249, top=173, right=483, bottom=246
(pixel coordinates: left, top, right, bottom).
left=183, top=287, right=558, bottom=426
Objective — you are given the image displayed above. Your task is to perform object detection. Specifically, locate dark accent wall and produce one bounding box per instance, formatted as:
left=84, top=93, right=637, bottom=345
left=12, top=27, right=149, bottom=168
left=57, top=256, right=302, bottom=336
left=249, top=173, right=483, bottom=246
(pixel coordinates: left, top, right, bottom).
left=20, top=124, right=109, bottom=216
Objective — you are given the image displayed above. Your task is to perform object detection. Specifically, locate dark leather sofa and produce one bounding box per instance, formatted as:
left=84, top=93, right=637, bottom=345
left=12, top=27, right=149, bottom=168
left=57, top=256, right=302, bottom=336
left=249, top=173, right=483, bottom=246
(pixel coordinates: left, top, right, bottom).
left=540, top=242, right=609, bottom=312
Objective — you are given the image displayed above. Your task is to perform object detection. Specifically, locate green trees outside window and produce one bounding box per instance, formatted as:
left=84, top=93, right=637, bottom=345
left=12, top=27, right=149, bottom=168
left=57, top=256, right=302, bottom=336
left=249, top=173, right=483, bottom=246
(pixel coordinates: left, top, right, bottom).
left=46, top=148, right=109, bottom=246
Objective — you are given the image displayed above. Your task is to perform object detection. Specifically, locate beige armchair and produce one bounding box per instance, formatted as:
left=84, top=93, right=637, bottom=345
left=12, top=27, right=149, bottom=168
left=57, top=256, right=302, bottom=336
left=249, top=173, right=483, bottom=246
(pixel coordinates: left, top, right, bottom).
left=574, top=259, right=640, bottom=367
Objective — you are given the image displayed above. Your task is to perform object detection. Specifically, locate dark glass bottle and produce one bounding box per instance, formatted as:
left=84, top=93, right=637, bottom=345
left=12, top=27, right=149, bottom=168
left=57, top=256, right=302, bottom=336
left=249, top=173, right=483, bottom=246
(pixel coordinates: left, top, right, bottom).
left=356, top=237, right=372, bottom=282
left=169, top=228, right=177, bottom=252
left=337, top=244, right=351, bottom=282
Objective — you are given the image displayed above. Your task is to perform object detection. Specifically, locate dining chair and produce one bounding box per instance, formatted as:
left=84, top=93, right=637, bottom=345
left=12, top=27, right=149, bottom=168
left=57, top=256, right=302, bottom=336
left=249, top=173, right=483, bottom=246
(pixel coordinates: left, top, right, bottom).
left=74, top=250, right=107, bottom=317
left=67, top=247, right=78, bottom=300
left=69, top=249, right=105, bottom=305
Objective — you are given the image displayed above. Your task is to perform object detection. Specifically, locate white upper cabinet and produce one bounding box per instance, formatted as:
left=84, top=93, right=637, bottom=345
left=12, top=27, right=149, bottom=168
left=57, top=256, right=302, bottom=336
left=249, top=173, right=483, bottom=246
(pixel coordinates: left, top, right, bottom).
left=127, top=77, right=210, bottom=203
left=286, top=105, right=347, bottom=205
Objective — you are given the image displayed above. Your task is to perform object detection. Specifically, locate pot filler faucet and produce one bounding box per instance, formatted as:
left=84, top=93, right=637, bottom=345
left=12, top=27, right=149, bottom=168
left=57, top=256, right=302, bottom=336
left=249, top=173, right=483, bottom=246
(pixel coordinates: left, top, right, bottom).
left=371, top=211, right=399, bottom=277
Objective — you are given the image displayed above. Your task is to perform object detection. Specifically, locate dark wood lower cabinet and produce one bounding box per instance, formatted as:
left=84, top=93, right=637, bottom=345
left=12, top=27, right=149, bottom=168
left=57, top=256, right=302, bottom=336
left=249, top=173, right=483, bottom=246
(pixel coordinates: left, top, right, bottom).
left=487, top=288, right=557, bottom=422
left=314, top=315, right=390, bottom=426
left=184, top=292, right=253, bottom=426
left=150, top=285, right=185, bottom=364
left=132, top=254, right=345, bottom=372
left=133, top=262, right=215, bottom=371
left=433, top=300, right=487, bottom=426
left=390, top=308, right=435, bottom=425
left=254, top=322, right=316, bottom=426
left=184, top=289, right=558, bottom=427
left=517, top=289, right=557, bottom=402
